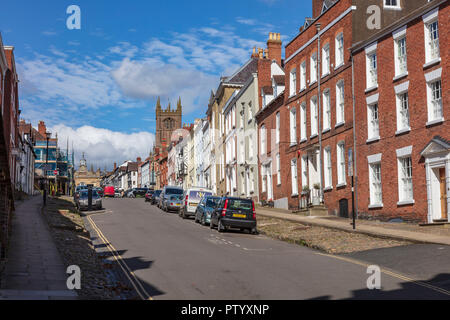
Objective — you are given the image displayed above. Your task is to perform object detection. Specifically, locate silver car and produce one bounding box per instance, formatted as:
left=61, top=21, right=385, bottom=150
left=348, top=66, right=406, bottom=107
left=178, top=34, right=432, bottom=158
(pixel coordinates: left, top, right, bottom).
left=77, top=190, right=102, bottom=211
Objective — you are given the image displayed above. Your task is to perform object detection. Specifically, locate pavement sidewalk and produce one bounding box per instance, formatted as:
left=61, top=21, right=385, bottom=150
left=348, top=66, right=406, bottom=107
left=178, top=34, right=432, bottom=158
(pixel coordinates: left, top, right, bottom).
left=0, top=196, right=77, bottom=300
left=256, top=208, right=450, bottom=246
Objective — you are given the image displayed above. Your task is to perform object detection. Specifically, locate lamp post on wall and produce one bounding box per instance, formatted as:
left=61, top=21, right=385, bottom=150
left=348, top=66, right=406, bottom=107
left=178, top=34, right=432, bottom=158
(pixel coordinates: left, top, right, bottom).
left=43, top=131, right=51, bottom=206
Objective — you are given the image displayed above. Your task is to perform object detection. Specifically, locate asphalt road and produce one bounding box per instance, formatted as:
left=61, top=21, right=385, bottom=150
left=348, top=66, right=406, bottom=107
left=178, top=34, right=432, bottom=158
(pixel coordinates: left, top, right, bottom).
left=85, top=198, right=450, bottom=300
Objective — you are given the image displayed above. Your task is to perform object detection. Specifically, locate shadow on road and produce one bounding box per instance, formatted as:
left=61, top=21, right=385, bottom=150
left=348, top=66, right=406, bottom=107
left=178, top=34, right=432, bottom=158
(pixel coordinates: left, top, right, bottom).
left=308, top=273, right=450, bottom=300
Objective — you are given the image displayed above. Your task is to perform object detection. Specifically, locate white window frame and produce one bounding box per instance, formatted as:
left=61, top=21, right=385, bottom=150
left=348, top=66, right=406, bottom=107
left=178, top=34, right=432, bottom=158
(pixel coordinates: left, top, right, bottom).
left=290, top=68, right=297, bottom=97
left=368, top=154, right=383, bottom=208
left=365, top=43, right=378, bottom=90
left=395, top=81, right=410, bottom=134
left=310, top=97, right=318, bottom=137
left=300, top=102, right=307, bottom=141
left=336, top=80, right=345, bottom=126
left=423, top=8, right=440, bottom=65
left=396, top=146, right=414, bottom=205
left=425, top=68, right=443, bottom=125
left=276, top=153, right=281, bottom=185
left=322, top=43, right=330, bottom=76
left=384, top=0, right=401, bottom=10
left=276, top=112, right=280, bottom=144
left=337, top=142, right=346, bottom=186
left=393, top=26, right=408, bottom=78
left=291, top=158, right=298, bottom=196
left=335, top=33, right=344, bottom=68
left=310, top=53, right=318, bottom=84
left=324, top=147, right=332, bottom=189
left=322, top=89, right=331, bottom=131
left=366, top=93, right=380, bottom=142
left=300, top=61, right=307, bottom=91
left=290, top=107, right=297, bottom=146
left=260, top=125, right=267, bottom=155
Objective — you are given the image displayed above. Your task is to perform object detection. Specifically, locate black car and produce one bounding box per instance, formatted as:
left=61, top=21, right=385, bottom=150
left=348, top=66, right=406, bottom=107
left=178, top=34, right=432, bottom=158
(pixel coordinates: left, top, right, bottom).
left=210, top=197, right=257, bottom=234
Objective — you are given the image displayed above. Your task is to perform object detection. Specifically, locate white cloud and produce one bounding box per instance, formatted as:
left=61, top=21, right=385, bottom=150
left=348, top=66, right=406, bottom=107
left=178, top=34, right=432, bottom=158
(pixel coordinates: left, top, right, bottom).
left=51, top=124, right=154, bottom=169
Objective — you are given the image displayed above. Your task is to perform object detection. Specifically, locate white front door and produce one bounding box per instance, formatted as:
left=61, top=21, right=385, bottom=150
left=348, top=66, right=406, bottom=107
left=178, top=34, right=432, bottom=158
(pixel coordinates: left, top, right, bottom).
left=266, top=163, right=273, bottom=200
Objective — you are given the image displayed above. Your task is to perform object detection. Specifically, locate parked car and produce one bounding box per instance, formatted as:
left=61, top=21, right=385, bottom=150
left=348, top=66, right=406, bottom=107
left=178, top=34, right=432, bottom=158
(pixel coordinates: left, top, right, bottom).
left=152, top=190, right=162, bottom=205
left=104, top=186, right=115, bottom=198
left=145, top=190, right=155, bottom=202
left=114, top=190, right=122, bottom=198
left=160, top=186, right=184, bottom=212
left=180, top=187, right=214, bottom=219
left=194, top=196, right=221, bottom=226
left=77, top=190, right=102, bottom=211
left=133, top=188, right=148, bottom=198
left=74, top=185, right=88, bottom=202
left=165, top=194, right=183, bottom=212
left=210, top=197, right=257, bottom=234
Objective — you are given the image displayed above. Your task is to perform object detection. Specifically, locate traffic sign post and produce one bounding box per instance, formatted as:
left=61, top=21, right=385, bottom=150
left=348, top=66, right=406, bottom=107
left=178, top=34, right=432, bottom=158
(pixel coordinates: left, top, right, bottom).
left=348, top=148, right=355, bottom=230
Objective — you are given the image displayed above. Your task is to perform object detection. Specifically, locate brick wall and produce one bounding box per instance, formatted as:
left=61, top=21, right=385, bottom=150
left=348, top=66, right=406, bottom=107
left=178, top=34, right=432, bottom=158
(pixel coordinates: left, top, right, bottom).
left=282, top=0, right=355, bottom=213
left=353, top=3, right=449, bottom=223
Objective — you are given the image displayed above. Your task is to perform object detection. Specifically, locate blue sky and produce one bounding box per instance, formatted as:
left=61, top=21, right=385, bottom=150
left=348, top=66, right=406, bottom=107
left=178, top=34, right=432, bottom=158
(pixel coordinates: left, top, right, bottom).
left=0, top=0, right=311, bottom=167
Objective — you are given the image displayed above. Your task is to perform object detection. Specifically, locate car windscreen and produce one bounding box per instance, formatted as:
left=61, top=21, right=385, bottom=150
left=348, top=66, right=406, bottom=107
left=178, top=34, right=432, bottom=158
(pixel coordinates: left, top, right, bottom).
left=227, top=199, right=252, bottom=211
left=80, top=190, right=98, bottom=198
left=205, top=197, right=221, bottom=208
left=189, top=191, right=212, bottom=201
left=165, top=188, right=183, bottom=195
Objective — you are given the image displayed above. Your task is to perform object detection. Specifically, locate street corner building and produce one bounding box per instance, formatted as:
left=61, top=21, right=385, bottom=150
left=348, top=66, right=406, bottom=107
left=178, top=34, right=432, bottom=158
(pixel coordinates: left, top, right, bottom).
left=351, top=0, right=449, bottom=224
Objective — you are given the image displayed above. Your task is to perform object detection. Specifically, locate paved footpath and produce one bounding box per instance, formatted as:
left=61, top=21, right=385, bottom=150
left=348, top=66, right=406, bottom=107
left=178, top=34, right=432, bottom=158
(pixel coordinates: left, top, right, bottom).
left=0, top=196, right=77, bottom=300
left=256, top=208, right=450, bottom=246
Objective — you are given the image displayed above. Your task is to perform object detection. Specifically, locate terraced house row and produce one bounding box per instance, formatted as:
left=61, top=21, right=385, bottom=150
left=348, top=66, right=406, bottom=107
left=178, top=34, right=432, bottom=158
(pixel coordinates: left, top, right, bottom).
left=149, top=0, right=448, bottom=225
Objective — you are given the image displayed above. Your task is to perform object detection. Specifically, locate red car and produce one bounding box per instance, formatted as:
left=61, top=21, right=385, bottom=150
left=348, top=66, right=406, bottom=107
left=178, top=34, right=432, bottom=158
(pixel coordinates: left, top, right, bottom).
left=104, top=186, right=115, bottom=198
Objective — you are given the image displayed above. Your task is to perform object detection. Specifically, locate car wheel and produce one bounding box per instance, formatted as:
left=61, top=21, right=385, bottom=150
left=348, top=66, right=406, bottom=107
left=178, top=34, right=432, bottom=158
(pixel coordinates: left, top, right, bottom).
left=210, top=220, right=215, bottom=229
left=182, top=210, right=187, bottom=219
left=201, top=216, right=206, bottom=226
left=250, top=227, right=258, bottom=235
left=218, top=220, right=226, bottom=233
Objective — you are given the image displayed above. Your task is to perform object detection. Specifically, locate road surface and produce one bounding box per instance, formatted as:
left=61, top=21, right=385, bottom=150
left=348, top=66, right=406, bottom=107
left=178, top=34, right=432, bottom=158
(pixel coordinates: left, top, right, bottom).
left=84, top=198, right=450, bottom=300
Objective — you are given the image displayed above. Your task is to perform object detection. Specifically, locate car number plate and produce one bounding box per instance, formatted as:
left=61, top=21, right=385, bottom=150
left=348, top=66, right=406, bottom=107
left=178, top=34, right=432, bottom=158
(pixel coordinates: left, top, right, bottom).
left=189, top=203, right=198, bottom=207
left=233, top=214, right=246, bottom=218
left=176, top=203, right=181, bottom=206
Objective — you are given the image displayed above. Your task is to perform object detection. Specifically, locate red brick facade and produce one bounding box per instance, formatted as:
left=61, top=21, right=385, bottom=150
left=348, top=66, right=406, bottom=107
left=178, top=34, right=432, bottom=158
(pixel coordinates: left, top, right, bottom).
left=353, top=2, right=449, bottom=223
left=282, top=0, right=355, bottom=213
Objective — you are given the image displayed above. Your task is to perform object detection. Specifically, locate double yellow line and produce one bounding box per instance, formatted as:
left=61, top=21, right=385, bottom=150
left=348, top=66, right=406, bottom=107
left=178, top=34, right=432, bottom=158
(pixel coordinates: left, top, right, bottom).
left=87, top=215, right=153, bottom=300
left=316, top=253, right=450, bottom=297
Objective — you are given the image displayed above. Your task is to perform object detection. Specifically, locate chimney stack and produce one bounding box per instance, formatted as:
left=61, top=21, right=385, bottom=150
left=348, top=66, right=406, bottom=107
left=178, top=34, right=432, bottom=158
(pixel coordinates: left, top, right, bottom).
left=267, top=32, right=282, bottom=66
left=114, top=162, right=117, bottom=170
left=312, top=0, right=323, bottom=19
left=38, top=121, right=47, bottom=137
left=137, top=157, right=142, bottom=163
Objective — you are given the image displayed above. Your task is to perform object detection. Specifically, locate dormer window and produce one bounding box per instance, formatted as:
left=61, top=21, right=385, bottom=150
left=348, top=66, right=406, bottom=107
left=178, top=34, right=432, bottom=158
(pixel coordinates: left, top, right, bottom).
left=384, top=0, right=401, bottom=10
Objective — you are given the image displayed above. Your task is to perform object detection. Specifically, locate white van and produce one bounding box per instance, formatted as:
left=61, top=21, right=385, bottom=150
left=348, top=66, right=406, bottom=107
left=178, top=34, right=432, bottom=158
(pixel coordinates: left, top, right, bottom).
left=180, top=187, right=214, bottom=219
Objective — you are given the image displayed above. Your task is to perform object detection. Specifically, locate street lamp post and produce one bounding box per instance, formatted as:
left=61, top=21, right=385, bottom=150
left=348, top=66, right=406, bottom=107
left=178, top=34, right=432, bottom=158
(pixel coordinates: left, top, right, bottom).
left=43, top=131, right=51, bottom=206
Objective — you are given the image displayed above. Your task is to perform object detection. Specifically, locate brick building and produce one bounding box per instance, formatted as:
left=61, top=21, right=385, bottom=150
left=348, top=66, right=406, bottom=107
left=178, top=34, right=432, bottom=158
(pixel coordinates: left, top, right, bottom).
left=0, top=35, right=19, bottom=260
left=352, top=0, right=449, bottom=223
left=281, top=0, right=355, bottom=214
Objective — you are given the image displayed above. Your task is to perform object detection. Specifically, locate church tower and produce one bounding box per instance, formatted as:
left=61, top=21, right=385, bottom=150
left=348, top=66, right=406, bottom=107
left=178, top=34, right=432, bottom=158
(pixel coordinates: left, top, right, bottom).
left=155, top=97, right=182, bottom=150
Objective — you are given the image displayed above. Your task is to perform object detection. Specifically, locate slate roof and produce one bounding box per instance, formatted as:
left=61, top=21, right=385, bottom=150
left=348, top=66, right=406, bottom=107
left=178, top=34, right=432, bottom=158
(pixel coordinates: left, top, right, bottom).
left=225, top=58, right=258, bottom=84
